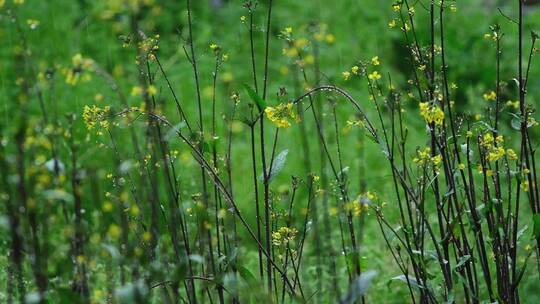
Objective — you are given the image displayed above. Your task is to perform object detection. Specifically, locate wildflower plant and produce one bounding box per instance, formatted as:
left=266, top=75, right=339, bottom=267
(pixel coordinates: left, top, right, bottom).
left=2, top=0, right=540, bottom=303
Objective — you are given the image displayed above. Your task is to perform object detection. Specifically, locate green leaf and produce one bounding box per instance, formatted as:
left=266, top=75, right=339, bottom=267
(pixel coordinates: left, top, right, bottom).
left=102, top=243, right=121, bottom=260
left=454, top=255, right=471, bottom=269
left=340, top=270, right=378, bottom=304
left=243, top=84, right=266, bottom=112
left=237, top=265, right=257, bottom=286
left=511, top=117, right=521, bottom=131
left=42, top=189, right=74, bottom=203
left=260, top=149, right=289, bottom=181
left=389, top=274, right=423, bottom=290
left=533, top=214, right=540, bottom=238
left=115, top=280, right=148, bottom=303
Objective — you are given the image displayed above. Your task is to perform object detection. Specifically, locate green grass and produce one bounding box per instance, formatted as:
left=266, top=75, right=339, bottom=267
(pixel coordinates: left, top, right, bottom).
left=1, top=0, right=540, bottom=303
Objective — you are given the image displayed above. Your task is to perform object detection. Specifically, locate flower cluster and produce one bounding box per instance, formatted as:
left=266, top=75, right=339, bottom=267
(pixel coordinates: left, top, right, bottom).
left=62, top=54, right=94, bottom=86
left=346, top=192, right=376, bottom=217
left=419, top=102, right=444, bottom=125
left=265, top=103, right=300, bottom=128
left=480, top=133, right=508, bottom=162
left=272, top=226, right=298, bottom=246
left=137, top=34, right=160, bottom=61
left=83, top=105, right=111, bottom=132
left=343, top=56, right=380, bottom=81
left=413, top=147, right=441, bottom=168
left=483, top=90, right=496, bottom=101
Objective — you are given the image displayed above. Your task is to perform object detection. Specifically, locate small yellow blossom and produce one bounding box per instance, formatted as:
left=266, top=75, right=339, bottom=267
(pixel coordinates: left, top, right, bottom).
left=272, top=226, right=298, bottom=246
left=142, top=231, right=152, bottom=242
left=131, top=86, right=143, bottom=96
left=483, top=90, right=497, bottom=101
left=507, top=149, right=518, bottom=160
left=26, top=19, right=40, bottom=29
left=102, top=201, right=113, bottom=212
left=325, top=34, right=335, bottom=44
left=108, top=224, right=121, bottom=239
left=342, top=71, right=351, bottom=80
left=371, top=56, right=380, bottom=66
left=82, top=105, right=111, bottom=130
left=419, top=102, right=444, bottom=125
left=368, top=71, right=381, bottom=81
left=147, top=85, right=157, bottom=96
left=521, top=180, right=530, bottom=192
left=265, top=103, right=300, bottom=128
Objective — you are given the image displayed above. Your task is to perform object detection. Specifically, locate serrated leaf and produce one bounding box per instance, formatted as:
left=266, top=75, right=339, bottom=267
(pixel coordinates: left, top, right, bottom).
left=243, top=84, right=266, bottom=111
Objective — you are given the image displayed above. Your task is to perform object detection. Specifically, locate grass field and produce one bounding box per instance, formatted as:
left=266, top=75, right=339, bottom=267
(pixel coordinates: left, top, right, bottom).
left=1, top=0, right=540, bottom=303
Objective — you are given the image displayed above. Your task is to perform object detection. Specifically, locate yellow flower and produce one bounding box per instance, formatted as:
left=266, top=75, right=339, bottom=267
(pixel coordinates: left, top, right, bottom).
left=240, top=15, right=246, bottom=22
left=142, top=231, right=152, bottom=242
left=147, top=85, right=157, bottom=96
left=351, top=66, right=359, bottom=75
left=521, top=180, right=530, bottom=192
left=342, top=71, right=351, bottom=80
left=265, top=103, right=300, bottom=128
left=272, top=226, right=298, bottom=246
left=102, top=201, right=113, bottom=212
left=388, top=20, right=396, bottom=28
left=483, top=90, right=497, bottom=101
left=82, top=105, right=110, bottom=130
left=507, top=149, right=518, bottom=160
left=419, top=102, right=444, bottom=125
left=368, top=71, right=381, bottom=81
left=432, top=155, right=442, bottom=166
left=458, top=163, right=466, bottom=170
left=131, top=86, right=143, bottom=96
left=26, top=19, right=40, bottom=29
left=209, top=43, right=218, bottom=50
left=371, top=56, right=380, bottom=66
left=506, top=100, right=520, bottom=109
left=107, top=224, right=121, bottom=239
left=392, top=4, right=401, bottom=11
left=487, top=146, right=505, bottom=162
left=325, top=34, right=335, bottom=44
left=413, top=147, right=431, bottom=166
left=285, top=27, right=293, bottom=34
